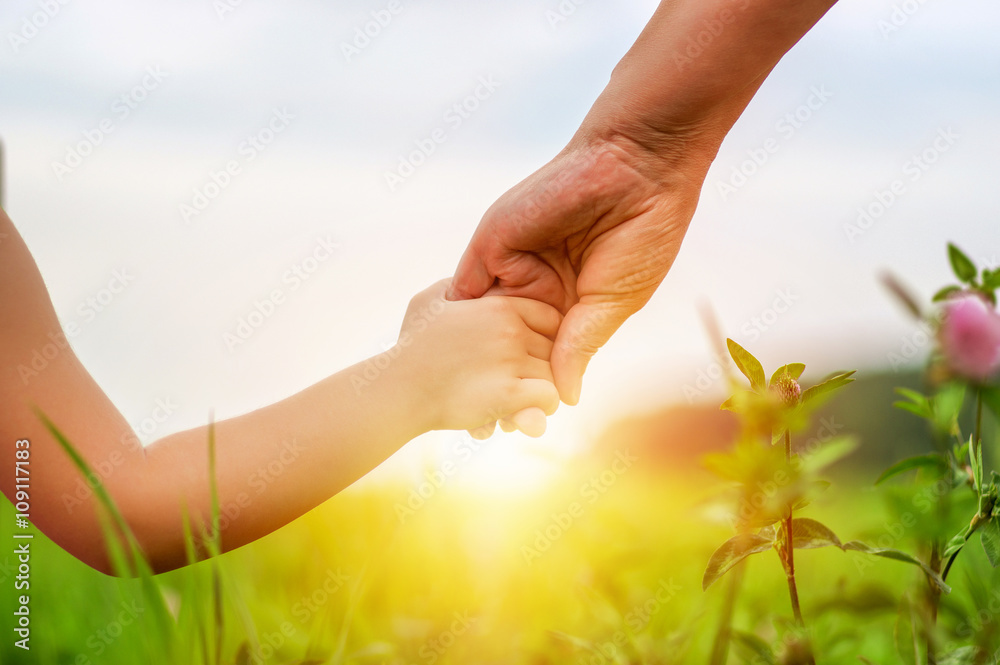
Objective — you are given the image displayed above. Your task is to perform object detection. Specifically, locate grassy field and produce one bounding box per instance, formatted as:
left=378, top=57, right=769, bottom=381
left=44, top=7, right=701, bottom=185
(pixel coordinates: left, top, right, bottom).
left=4, top=435, right=994, bottom=665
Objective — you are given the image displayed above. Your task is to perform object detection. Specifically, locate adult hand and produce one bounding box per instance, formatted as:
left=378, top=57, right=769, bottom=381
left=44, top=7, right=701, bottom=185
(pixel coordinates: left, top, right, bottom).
left=448, top=0, right=837, bottom=408
left=448, top=135, right=708, bottom=405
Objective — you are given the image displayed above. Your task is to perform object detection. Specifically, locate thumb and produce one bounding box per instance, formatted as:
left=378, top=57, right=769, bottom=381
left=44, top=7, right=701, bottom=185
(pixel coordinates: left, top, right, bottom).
left=551, top=300, right=628, bottom=406
left=447, top=247, right=495, bottom=302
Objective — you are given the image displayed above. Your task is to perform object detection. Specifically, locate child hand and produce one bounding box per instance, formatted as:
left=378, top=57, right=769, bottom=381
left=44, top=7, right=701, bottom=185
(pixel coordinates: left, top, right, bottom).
left=396, top=279, right=561, bottom=437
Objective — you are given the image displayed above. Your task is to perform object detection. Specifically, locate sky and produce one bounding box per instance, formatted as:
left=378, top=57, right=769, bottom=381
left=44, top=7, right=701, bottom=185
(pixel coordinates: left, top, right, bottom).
left=2, top=0, right=999, bottom=490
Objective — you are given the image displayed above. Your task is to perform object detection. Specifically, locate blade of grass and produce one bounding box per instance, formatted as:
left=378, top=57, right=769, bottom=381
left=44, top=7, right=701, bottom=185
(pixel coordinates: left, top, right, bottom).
left=36, top=408, right=177, bottom=664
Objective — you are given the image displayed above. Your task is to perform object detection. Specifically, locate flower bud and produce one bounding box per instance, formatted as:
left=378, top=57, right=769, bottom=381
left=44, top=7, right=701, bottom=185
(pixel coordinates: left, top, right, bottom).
left=770, top=374, right=801, bottom=407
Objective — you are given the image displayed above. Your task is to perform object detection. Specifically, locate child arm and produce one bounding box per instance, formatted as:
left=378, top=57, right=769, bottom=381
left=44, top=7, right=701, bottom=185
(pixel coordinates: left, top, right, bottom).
left=0, top=209, right=559, bottom=574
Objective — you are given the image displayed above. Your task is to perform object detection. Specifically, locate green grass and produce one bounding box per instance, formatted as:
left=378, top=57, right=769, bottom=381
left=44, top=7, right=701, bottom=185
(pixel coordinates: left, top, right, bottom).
left=7, top=435, right=995, bottom=665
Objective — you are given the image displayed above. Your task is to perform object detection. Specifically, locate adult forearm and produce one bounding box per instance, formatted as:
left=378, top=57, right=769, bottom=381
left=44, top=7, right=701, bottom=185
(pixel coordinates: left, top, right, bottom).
left=575, top=0, right=838, bottom=163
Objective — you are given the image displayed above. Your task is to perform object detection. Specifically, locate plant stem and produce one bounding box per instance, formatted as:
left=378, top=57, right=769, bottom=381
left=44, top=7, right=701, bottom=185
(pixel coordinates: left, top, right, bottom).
left=782, top=430, right=814, bottom=664
left=977, top=385, right=983, bottom=435
left=942, top=388, right=986, bottom=585
left=784, top=539, right=803, bottom=625
left=930, top=389, right=982, bottom=663
left=783, top=432, right=802, bottom=624
left=976, top=387, right=983, bottom=489
left=927, top=542, right=941, bottom=665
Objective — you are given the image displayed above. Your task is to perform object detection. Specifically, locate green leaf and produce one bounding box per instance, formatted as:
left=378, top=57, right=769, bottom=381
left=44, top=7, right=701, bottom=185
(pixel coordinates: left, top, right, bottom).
left=943, top=533, right=966, bottom=560
left=954, top=439, right=970, bottom=464
left=726, top=338, right=766, bottom=393
left=895, top=386, right=928, bottom=405
left=843, top=541, right=951, bottom=593
left=931, top=383, right=966, bottom=433
left=719, top=389, right=761, bottom=417
left=875, top=453, right=948, bottom=485
left=983, top=268, right=1000, bottom=290
left=743, top=513, right=784, bottom=529
left=938, top=646, right=980, bottom=665
left=948, top=243, right=977, bottom=283
left=981, top=518, right=1000, bottom=567
left=731, top=631, right=776, bottom=665
left=790, top=517, right=842, bottom=550
left=894, top=400, right=931, bottom=420
left=703, top=533, right=773, bottom=590
left=932, top=285, right=962, bottom=302
left=801, top=371, right=857, bottom=405
left=970, top=434, right=983, bottom=494
left=800, top=437, right=857, bottom=474
left=769, top=363, right=805, bottom=387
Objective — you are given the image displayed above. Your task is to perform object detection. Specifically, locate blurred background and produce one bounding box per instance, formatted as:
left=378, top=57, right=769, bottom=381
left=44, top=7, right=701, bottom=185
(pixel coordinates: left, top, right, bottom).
left=3, top=0, right=999, bottom=487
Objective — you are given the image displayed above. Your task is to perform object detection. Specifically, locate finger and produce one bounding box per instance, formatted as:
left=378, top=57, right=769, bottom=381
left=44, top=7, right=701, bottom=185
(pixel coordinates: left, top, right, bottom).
left=420, top=278, right=452, bottom=301
left=508, top=407, right=548, bottom=438
left=508, top=378, right=560, bottom=416
left=469, top=421, right=497, bottom=440
left=520, top=356, right=555, bottom=383
left=526, top=331, right=554, bottom=362
left=551, top=300, right=629, bottom=406
left=448, top=247, right=495, bottom=302
left=504, top=297, right=563, bottom=339
left=409, top=278, right=452, bottom=314
left=498, top=418, right=518, bottom=433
